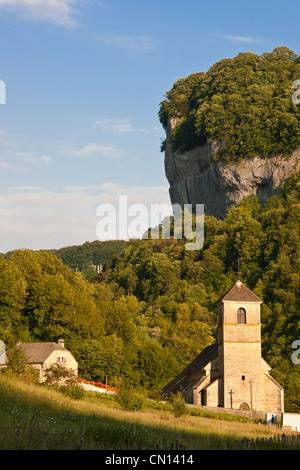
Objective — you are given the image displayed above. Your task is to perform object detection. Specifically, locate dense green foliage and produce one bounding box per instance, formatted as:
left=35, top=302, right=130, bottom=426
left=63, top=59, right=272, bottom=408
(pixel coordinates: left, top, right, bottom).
left=0, top=174, right=299, bottom=411
left=159, top=47, right=300, bottom=162
left=1, top=240, right=127, bottom=281
left=48, top=240, right=127, bottom=274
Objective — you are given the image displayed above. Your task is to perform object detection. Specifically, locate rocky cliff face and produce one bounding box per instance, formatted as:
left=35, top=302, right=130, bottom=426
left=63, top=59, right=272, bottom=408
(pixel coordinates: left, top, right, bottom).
left=164, top=120, right=300, bottom=219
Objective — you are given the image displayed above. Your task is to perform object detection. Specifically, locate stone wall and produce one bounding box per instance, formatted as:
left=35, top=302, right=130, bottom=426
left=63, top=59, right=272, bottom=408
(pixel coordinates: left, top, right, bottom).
left=187, top=403, right=267, bottom=421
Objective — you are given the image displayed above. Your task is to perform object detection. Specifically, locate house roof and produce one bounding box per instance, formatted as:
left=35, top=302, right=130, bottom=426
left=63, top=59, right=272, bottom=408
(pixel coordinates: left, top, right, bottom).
left=20, top=342, right=67, bottom=364
left=162, top=343, right=218, bottom=395
left=217, top=280, right=263, bottom=304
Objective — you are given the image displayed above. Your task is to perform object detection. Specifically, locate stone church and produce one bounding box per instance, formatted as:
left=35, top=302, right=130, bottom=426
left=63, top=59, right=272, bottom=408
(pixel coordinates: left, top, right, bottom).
left=162, top=280, right=284, bottom=414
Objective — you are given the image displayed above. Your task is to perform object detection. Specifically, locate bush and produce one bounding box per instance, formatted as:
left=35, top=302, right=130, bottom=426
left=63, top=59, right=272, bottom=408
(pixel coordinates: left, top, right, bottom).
left=59, top=383, right=85, bottom=400
left=169, top=392, right=187, bottom=418
left=44, top=363, right=78, bottom=387
left=116, top=383, right=145, bottom=411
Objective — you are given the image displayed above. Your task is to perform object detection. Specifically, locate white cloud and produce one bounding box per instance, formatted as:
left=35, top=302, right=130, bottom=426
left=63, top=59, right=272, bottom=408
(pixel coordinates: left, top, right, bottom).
left=219, top=34, right=257, bottom=43
left=97, top=34, right=157, bottom=51
left=0, top=0, right=79, bottom=26
left=16, top=152, right=52, bottom=164
left=5, top=186, right=40, bottom=192
left=95, top=118, right=159, bottom=135
left=95, top=119, right=136, bottom=135
left=65, top=142, right=122, bottom=159
left=0, top=161, right=10, bottom=168
left=0, top=184, right=171, bottom=252
left=40, top=155, right=52, bottom=163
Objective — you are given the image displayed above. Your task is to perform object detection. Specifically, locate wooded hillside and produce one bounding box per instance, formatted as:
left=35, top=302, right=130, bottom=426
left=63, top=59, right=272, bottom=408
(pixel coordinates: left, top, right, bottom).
left=0, top=173, right=299, bottom=411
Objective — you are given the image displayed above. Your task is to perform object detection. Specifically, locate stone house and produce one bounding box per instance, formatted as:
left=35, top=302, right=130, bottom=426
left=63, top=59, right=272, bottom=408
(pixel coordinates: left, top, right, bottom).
left=162, top=280, right=284, bottom=414
left=19, top=339, right=78, bottom=382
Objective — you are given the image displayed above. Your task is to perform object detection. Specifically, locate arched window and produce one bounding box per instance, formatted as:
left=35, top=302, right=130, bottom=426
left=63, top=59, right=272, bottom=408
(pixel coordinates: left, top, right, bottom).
left=239, top=402, right=250, bottom=410
left=237, top=307, right=246, bottom=324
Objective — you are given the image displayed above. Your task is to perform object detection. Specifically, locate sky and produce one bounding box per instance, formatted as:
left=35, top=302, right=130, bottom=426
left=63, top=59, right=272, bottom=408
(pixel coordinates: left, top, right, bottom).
left=0, top=0, right=299, bottom=252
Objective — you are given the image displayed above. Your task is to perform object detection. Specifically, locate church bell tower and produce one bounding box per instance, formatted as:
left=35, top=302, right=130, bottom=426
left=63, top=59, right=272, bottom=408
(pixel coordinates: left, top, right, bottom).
left=217, top=280, right=263, bottom=410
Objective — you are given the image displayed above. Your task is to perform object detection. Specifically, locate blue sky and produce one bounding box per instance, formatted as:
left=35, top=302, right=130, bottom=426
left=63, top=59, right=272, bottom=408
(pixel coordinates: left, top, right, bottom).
left=0, top=0, right=299, bottom=252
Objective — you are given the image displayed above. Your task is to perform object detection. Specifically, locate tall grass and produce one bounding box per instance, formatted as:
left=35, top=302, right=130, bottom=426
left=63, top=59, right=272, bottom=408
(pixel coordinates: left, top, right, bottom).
left=0, top=374, right=297, bottom=450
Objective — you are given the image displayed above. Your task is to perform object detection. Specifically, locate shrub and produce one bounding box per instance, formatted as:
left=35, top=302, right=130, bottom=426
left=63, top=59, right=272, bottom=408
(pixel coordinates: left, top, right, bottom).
left=59, top=383, right=85, bottom=400
left=116, top=383, right=145, bottom=411
left=169, top=392, right=187, bottom=418
left=44, top=363, right=78, bottom=387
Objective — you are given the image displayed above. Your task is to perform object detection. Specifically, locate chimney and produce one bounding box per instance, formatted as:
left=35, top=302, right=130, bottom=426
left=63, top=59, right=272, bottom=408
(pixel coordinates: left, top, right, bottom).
left=58, top=339, right=65, bottom=348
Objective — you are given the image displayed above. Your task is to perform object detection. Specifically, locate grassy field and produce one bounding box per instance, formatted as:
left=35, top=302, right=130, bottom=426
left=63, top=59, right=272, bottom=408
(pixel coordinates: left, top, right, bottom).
left=0, top=374, right=298, bottom=451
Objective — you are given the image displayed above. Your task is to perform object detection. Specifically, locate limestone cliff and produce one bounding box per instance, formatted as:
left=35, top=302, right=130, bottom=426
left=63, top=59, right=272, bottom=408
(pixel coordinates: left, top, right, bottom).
left=164, top=120, right=300, bottom=219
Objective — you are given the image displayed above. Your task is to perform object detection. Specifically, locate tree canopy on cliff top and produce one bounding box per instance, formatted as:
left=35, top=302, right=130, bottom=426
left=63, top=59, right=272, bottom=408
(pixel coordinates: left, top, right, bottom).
left=159, top=47, right=300, bottom=162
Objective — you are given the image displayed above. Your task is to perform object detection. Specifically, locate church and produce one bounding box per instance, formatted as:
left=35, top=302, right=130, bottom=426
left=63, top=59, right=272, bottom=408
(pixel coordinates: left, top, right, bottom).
left=162, top=280, right=284, bottom=414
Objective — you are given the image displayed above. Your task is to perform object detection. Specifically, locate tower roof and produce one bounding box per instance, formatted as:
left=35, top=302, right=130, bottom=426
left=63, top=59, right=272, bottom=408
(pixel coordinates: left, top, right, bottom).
left=217, top=280, right=263, bottom=303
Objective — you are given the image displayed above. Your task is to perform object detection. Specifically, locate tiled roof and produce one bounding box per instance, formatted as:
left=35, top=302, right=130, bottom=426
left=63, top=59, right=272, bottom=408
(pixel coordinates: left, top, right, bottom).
left=162, top=343, right=218, bottom=394
left=217, top=280, right=263, bottom=303
left=20, top=342, right=66, bottom=364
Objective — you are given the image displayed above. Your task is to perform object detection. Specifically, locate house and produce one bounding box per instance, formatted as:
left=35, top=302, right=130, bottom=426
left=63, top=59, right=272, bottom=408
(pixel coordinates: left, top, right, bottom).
left=162, top=280, right=284, bottom=414
left=19, top=339, right=78, bottom=382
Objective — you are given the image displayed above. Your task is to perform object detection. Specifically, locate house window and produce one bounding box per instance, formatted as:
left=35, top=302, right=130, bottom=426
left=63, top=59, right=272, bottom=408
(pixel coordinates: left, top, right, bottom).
left=237, top=307, right=246, bottom=324
left=57, top=356, right=66, bottom=363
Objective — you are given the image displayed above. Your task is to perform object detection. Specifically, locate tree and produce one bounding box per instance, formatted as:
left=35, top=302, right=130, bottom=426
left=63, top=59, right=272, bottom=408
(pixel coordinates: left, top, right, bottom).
left=44, top=362, right=78, bottom=387
left=160, top=47, right=300, bottom=161
left=105, top=295, right=141, bottom=344
left=5, top=340, right=39, bottom=383
left=169, top=392, right=187, bottom=418
left=115, top=379, right=145, bottom=411
left=44, top=363, right=84, bottom=399
left=70, top=336, right=124, bottom=385
left=0, top=259, right=27, bottom=341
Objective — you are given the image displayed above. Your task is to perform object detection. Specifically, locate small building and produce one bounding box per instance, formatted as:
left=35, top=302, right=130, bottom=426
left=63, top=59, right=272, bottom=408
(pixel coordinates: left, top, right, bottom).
left=19, top=339, right=78, bottom=382
left=281, top=413, right=300, bottom=432
left=162, top=280, right=284, bottom=415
